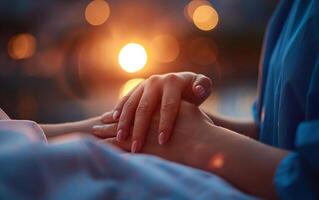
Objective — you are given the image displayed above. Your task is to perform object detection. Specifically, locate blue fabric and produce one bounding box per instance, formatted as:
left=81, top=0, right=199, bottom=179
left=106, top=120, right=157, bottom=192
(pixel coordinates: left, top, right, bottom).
left=0, top=127, right=255, bottom=200
left=253, top=0, right=319, bottom=199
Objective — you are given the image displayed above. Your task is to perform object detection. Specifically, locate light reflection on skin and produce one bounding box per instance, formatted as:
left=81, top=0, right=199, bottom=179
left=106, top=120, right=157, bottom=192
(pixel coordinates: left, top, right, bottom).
left=209, top=153, right=225, bottom=170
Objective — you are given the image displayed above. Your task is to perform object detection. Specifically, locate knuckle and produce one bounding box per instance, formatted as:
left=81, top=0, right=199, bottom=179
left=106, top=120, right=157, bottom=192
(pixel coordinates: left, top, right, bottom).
left=165, top=73, right=179, bottom=83
left=162, top=99, right=178, bottom=112
left=148, top=75, right=160, bottom=84
left=136, top=102, right=150, bottom=114
left=124, top=100, right=135, bottom=110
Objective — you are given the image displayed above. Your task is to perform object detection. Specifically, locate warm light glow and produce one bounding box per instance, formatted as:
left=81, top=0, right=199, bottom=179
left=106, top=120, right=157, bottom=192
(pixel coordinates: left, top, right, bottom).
left=184, top=0, right=211, bottom=22
left=119, top=78, right=144, bottom=98
left=118, top=43, right=147, bottom=73
left=8, top=33, right=36, bottom=60
left=151, top=34, right=180, bottom=63
left=209, top=153, right=225, bottom=170
left=85, top=0, right=110, bottom=26
left=193, top=5, right=219, bottom=31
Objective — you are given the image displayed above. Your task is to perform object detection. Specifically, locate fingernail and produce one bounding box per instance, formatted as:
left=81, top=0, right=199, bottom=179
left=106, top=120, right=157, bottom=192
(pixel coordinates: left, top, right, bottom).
left=117, top=129, right=124, bottom=142
left=131, top=140, right=139, bottom=153
left=159, top=132, right=165, bottom=145
left=93, top=125, right=103, bottom=130
left=113, top=110, right=120, bottom=120
left=195, top=85, right=205, bottom=97
left=101, top=113, right=109, bottom=123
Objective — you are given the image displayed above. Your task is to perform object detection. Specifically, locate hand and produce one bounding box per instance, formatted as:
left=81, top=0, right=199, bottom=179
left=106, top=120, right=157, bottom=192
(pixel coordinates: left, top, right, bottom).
left=94, top=102, right=288, bottom=199
left=95, top=72, right=212, bottom=153
left=95, top=101, right=215, bottom=168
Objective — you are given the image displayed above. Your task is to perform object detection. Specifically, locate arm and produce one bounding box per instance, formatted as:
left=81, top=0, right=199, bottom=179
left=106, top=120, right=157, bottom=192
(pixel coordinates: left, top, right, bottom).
left=40, top=117, right=102, bottom=137
left=99, top=101, right=286, bottom=199
left=192, top=124, right=287, bottom=199
left=205, top=112, right=259, bottom=140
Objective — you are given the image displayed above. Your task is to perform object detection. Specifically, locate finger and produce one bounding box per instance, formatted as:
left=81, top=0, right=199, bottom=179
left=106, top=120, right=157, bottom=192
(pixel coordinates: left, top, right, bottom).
left=131, top=83, right=160, bottom=153
left=104, top=137, right=132, bottom=152
left=100, top=111, right=115, bottom=123
left=158, top=85, right=181, bottom=145
left=116, top=86, right=144, bottom=142
left=189, top=74, right=212, bottom=105
left=109, top=82, right=144, bottom=122
left=193, top=74, right=212, bottom=98
left=92, top=124, right=118, bottom=138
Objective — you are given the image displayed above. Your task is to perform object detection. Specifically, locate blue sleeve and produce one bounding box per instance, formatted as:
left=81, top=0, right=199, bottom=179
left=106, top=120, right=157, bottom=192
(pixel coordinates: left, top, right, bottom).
left=275, top=120, right=319, bottom=199
left=275, top=57, right=319, bottom=199
left=0, top=130, right=256, bottom=200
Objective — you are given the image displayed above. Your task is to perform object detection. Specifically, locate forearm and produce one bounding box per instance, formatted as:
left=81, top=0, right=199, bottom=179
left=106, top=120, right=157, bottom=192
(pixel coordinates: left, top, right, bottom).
left=192, top=124, right=288, bottom=199
left=40, top=117, right=102, bottom=137
left=206, top=112, right=259, bottom=140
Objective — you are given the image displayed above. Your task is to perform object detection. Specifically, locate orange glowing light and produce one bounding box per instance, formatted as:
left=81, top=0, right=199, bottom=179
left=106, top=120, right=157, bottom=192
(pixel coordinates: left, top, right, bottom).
left=193, top=5, right=219, bottom=31
left=8, top=33, right=36, bottom=60
left=118, top=43, right=147, bottom=73
left=119, top=78, right=144, bottom=98
left=85, top=0, right=110, bottom=26
left=184, top=0, right=212, bottom=22
left=209, top=153, right=225, bottom=170
left=151, top=34, right=180, bottom=63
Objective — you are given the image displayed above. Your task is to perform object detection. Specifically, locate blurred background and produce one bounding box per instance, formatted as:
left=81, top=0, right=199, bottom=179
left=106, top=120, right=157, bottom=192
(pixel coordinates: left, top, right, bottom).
left=0, top=0, right=276, bottom=123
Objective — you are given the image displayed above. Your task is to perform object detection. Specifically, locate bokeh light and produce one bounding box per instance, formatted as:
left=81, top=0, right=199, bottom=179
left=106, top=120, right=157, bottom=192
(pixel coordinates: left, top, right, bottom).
left=193, top=5, right=219, bottom=31
left=150, top=34, right=180, bottom=63
left=184, top=0, right=212, bottom=22
left=118, top=43, right=148, bottom=73
left=8, top=33, right=36, bottom=60
left=119, top=78, right=144, bottom=98
left=209, top=153, right=225, bottom=170
left=85, top=0, right=110, bottom=26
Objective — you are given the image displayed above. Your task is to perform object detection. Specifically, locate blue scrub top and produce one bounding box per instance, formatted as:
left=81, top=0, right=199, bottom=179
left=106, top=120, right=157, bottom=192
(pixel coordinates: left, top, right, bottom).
left=253, top=0, right=319, bottom=199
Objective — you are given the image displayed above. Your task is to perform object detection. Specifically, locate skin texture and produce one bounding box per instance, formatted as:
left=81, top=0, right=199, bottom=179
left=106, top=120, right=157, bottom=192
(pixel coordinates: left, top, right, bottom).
left=95, top=102, right=288, bottom=200
left=205, top=113, right=260, bottom=140
left=99, top=72, right=212, bottom=153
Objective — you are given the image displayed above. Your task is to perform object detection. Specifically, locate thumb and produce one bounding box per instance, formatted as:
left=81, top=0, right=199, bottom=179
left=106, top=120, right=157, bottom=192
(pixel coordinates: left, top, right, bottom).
left=189, top=74, right=212, bottom=105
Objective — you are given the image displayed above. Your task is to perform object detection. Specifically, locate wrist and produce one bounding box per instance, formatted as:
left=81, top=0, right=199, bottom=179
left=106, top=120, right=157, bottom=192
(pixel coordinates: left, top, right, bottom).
left=187, top=122, right=222, bottom=170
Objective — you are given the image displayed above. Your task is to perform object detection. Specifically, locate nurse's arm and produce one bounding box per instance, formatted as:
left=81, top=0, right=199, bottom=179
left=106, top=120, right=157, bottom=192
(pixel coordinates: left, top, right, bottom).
left=205, top=112, right=259, bottom=139
left=190, top=125, right=289, bottom=199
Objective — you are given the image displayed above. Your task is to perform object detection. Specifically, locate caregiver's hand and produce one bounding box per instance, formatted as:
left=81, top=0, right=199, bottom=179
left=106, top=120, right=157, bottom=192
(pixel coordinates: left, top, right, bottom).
left=100, top=101, right=215, bottom=167
left=97, top=101, right=288, bottom=199
left=97, top=72, right=212, bottom=153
